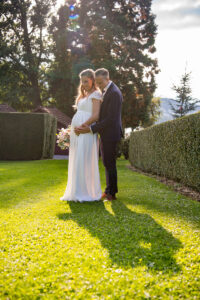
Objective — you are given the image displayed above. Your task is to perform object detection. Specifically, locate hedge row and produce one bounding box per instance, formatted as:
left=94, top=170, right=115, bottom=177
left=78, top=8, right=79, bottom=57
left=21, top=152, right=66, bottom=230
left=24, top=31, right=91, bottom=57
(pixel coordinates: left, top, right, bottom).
left=129, top=112, right=200, bottom=191
left=0, top=112, right=57, bottom=160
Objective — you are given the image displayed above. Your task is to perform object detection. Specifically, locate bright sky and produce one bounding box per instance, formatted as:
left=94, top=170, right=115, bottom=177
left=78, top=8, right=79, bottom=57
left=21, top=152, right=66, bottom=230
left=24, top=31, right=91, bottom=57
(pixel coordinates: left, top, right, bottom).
left=152, top=0, right=200, bottom=99
left=56, top=0, right=200, bottom=100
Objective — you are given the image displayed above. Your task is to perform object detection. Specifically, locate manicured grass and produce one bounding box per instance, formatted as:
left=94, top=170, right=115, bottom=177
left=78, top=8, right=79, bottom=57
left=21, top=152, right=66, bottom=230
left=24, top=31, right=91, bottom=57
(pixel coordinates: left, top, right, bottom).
left=0, top=158, right=200, bottom=299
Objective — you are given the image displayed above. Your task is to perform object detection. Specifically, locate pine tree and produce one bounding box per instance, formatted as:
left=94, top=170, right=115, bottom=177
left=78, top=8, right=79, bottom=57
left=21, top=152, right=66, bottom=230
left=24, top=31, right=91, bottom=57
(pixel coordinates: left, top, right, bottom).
left=170, top=70, right=200, bottom=119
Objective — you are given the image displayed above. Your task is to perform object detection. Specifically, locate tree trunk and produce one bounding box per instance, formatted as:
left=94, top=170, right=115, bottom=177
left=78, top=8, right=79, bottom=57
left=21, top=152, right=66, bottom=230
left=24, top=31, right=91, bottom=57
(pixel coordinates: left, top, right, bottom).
left=29, top=73, right=42, bottom=107
left=20, top=1, right=42, bottom=107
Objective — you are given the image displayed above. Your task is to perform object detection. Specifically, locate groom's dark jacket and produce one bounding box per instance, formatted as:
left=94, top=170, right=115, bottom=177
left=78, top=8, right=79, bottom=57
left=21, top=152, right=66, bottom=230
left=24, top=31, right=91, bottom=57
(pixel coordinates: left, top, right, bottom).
left=91, top=82, right=124, bottom=141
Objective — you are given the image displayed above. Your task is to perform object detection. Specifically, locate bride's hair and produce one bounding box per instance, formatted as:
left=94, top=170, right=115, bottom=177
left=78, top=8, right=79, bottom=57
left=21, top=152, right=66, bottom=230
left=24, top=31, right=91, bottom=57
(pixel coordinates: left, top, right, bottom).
left=73, top=68, right=98, bottom=110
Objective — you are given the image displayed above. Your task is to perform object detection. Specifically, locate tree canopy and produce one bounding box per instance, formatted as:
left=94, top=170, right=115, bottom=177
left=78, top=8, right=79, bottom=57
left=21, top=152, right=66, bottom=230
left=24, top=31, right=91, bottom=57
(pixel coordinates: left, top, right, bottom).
left=0, top=0, right=160, bottom=128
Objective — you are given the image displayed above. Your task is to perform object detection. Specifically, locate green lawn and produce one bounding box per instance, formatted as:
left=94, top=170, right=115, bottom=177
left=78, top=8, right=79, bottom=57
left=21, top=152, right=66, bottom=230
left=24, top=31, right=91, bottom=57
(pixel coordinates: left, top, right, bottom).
left=0, top=158, right=199, bottom=299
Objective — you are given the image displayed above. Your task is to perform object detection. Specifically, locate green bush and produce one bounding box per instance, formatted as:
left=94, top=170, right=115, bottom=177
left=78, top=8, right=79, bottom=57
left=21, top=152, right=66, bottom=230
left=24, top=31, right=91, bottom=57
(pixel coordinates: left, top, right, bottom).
left=119, top=137, right=130, bottom=160
left=129, top=112, right=200, bottom=191
left=0, top=112, right=57, bottom=160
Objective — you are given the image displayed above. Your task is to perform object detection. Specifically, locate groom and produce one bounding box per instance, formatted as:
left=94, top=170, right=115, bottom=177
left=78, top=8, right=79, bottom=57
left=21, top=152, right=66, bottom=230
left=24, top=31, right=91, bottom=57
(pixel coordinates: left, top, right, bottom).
left=75, top=68, right=124, bottom=201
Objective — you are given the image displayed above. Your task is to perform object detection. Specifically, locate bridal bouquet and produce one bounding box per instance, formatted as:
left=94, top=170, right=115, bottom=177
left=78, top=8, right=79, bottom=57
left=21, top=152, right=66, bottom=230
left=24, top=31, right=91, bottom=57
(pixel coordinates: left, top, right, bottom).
left=56, top=126, right=71, bottom=150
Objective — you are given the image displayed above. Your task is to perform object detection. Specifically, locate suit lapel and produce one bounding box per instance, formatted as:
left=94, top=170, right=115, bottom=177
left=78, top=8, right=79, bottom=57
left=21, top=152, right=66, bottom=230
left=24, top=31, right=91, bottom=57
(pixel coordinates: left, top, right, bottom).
left=99, top=83, right=114, bottom=119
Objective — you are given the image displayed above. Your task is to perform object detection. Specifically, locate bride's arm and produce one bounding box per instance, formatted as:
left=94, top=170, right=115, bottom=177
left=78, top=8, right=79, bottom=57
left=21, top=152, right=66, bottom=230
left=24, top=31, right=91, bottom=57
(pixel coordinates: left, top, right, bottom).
left=81, top=98, right=101, bottom=126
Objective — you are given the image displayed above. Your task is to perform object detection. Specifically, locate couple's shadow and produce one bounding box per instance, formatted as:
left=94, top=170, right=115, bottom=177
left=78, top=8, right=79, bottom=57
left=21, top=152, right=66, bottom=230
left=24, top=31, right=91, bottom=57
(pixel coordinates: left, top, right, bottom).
left=58, top=200, right=182, bottom=273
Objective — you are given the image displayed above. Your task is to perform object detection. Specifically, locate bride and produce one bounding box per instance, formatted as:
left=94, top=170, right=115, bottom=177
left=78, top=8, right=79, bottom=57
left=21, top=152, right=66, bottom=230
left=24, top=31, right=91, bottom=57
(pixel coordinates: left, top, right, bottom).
left=60, top=69, right=102, bottom=202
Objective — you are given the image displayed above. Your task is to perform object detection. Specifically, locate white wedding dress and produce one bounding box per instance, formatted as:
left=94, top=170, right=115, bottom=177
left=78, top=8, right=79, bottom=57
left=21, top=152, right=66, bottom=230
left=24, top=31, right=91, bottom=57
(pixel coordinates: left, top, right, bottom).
left=60, top=90, right=102, bottom=202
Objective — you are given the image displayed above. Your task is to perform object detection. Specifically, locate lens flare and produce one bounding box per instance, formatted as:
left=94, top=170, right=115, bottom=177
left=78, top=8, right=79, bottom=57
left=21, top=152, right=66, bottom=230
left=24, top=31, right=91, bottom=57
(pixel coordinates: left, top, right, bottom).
left=69, top=3, right=79, bottom=20
left=69, top=5, right=74, bottom=11
left=69, top=14, right=79, bottom=20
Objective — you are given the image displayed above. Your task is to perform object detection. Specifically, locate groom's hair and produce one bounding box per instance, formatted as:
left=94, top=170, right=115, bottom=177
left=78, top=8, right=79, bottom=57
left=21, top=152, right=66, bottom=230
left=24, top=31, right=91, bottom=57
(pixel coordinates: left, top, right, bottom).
left=95, top=68, right=109, bottom=78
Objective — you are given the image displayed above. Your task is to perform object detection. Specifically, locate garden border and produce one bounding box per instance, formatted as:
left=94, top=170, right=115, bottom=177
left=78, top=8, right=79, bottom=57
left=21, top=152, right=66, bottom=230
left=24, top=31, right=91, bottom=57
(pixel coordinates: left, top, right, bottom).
left=127, top=164, right=200, bottom=202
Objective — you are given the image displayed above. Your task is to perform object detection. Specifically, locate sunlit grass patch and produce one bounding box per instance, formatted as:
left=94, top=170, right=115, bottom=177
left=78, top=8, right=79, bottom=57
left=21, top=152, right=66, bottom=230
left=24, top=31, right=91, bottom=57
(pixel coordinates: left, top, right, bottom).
left=0, top=158, right=199, bottom=299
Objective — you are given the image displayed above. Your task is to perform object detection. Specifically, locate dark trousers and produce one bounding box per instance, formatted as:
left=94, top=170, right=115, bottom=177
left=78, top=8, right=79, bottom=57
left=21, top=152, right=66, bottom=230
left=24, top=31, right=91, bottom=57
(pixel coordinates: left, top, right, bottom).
left=100, top=139, right=119, bottom=196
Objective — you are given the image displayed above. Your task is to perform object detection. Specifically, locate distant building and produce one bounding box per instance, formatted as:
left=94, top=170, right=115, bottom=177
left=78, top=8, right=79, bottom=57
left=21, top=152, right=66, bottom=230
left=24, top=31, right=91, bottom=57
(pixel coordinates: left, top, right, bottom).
left=32, top=106, right=71, bottom=155
left=0, top=103, right=17, bottom=112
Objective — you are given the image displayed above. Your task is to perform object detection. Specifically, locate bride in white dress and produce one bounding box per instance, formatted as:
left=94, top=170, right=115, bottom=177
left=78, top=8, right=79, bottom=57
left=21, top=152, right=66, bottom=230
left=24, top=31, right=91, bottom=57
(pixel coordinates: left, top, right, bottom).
left=60, top=69, right=102, bottom=202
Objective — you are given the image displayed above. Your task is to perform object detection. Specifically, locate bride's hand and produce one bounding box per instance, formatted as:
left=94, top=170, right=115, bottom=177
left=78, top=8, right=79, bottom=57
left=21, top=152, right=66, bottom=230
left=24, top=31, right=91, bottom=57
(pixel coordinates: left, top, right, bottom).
left=74, top=124, right=86, bottom=134
left=74, top=126, right=80, bottom=136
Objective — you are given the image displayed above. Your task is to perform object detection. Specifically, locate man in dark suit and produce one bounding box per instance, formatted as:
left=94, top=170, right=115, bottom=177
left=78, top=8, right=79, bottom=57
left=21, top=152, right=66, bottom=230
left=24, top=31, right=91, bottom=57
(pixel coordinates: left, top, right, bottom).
left=75, top=68, right=124, bottom=201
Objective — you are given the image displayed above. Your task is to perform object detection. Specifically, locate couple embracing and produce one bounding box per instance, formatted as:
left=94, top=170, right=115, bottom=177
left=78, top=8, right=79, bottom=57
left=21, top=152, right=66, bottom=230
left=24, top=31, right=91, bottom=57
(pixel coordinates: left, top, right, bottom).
left=60, top=68, right=124, bottom=203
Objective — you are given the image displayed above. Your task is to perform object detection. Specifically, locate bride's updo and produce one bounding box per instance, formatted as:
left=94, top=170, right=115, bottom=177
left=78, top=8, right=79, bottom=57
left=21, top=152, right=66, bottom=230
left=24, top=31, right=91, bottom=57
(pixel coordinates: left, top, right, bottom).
left=73, top=68, right=98, bottom=109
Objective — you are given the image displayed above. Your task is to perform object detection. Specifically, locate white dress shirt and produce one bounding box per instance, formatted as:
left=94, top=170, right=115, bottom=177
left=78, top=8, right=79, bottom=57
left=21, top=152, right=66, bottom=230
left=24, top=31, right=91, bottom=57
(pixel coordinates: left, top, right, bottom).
left=102, top=80, right=112, bottom=99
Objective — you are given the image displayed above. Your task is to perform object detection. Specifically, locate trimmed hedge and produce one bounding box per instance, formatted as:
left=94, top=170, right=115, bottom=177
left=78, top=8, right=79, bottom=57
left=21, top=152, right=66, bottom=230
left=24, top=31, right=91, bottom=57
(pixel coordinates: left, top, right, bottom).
left=129, top=112, right=200, bottom=191
left=0, top=112, right=57, bottom=160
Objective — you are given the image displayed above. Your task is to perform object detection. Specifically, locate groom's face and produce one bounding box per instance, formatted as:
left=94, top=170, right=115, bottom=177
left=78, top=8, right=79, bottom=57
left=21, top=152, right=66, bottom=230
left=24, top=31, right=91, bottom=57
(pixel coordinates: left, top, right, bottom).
left=95, top=75, right=109, bottom=91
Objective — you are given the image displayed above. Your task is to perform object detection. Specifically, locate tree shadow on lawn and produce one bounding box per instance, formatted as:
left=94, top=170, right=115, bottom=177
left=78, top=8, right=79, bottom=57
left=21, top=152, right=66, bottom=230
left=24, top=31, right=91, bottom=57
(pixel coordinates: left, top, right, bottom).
left=0, top=160, right=68, bottom=209
left=58, top=200, right=183, bottom=274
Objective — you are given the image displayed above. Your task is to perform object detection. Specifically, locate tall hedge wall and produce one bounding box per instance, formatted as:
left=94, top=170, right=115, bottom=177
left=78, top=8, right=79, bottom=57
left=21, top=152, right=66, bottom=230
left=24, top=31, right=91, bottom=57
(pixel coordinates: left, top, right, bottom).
left=129, top=112, right=200, bottom=191
left=0, top=112, right=57, bottom=160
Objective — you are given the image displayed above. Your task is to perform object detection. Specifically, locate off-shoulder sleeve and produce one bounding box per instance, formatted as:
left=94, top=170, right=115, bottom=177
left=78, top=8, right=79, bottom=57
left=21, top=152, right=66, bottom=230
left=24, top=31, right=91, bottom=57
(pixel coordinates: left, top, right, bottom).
left=91, top=90, right=102, bottom=100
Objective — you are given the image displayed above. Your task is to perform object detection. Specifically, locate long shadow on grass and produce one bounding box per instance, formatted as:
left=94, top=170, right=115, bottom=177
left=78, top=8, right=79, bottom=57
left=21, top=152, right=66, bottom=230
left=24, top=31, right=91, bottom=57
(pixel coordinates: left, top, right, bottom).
left=58, top=200, right=183, bottom=273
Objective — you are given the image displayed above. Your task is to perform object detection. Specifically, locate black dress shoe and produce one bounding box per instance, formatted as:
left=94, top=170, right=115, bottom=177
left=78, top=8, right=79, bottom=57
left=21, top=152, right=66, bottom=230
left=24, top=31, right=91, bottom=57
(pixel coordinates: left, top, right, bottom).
left=106, top=194, right=117, bottom=201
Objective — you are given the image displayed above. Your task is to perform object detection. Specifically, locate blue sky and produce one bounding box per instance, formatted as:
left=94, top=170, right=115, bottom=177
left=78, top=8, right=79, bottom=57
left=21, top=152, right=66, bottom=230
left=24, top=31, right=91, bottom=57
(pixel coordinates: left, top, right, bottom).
left=152, top=0, right=200, bottom=99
